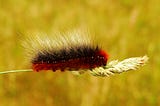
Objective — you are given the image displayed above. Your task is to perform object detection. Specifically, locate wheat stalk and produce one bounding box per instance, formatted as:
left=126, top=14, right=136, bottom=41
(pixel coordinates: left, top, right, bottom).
left=89, top=55, right=149, bottom=77
left=0, top=69, right=32, bottom=74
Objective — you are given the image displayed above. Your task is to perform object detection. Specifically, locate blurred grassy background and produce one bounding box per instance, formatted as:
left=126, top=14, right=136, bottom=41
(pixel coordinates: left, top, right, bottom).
left=0, top=0, right=160, bottom=106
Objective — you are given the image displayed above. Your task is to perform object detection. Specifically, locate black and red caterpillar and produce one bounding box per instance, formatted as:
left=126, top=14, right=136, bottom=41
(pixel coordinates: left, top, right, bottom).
left=23, top=29, right=109, bottom=72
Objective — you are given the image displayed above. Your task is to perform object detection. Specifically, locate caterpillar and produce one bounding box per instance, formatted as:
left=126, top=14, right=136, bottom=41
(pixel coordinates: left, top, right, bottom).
left=23, top=29, right=109, bottom=72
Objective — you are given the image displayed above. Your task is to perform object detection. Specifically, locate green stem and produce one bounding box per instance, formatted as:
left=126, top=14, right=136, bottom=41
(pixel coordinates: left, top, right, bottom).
left=0, top=69, right=33, bottom=74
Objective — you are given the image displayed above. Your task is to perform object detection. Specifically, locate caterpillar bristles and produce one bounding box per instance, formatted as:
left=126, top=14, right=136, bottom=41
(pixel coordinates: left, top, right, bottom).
left=23, top=29, right=109, bottom=72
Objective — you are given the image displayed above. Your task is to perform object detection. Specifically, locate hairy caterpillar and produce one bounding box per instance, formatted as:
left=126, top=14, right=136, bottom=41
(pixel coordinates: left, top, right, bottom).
left=23, top=29, right=109, bottom=72
left=0, top=29, right=148, bottom=76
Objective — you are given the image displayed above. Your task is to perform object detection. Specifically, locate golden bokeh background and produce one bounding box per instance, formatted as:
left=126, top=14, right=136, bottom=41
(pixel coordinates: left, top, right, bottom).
left=0, top=0, right=160, bottom=106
